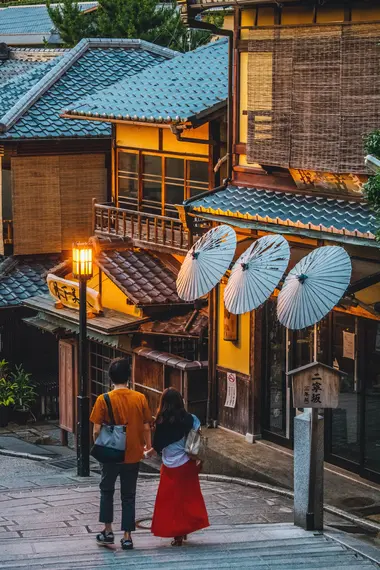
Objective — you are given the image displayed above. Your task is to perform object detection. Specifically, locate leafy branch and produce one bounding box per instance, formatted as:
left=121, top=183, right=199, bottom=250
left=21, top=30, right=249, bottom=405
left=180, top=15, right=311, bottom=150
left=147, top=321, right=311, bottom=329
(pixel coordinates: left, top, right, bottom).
left=363, top=130, right=380, bottom=239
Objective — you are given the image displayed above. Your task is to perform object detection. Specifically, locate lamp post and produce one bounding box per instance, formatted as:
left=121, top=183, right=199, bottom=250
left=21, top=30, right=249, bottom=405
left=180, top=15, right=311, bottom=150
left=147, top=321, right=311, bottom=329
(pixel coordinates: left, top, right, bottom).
left=72, top=242, right=93, bottom=477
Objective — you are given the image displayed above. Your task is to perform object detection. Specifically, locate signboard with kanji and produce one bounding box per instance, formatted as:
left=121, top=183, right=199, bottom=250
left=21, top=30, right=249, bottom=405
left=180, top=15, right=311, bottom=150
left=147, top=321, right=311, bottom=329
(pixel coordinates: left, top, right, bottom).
left=47, top=274, right=102, bottom=314
left=224, top=372, right=237, bottom=408
left=287, top=362, right=344, bottom=409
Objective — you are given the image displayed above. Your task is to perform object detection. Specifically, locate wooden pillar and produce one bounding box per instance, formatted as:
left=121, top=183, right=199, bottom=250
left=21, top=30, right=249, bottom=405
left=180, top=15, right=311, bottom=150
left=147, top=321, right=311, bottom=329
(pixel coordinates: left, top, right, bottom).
left=208, top=286, right=218, bottom=425
left=248, top=307, right=263, bottom=440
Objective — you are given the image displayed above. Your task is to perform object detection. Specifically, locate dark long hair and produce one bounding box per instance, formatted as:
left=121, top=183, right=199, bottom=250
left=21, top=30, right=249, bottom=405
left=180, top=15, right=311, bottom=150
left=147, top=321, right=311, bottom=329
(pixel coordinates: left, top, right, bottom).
left=155, top=387, right=187, bottom=425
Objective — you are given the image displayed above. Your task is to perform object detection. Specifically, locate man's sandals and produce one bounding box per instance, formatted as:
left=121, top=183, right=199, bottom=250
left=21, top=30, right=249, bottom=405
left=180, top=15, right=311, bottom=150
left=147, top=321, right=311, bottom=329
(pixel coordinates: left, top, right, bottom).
left=120, top=537, right=133, bottom=550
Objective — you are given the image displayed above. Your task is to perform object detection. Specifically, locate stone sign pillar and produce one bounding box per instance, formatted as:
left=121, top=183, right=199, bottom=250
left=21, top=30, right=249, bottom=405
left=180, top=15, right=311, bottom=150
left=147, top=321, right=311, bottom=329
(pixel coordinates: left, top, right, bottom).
left=294, top=410, right=324, bottom=530
left=287, top=362, right=345, bottom=532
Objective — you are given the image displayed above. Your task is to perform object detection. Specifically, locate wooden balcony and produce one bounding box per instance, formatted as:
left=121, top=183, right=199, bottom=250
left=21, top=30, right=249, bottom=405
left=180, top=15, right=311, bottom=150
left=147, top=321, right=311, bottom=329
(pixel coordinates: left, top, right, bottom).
left=93, top=203, right=194, bottom=255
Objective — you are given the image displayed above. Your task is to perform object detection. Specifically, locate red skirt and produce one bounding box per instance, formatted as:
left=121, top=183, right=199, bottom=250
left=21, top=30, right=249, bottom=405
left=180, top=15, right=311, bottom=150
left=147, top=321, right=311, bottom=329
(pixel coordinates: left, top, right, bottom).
left=151, top=460, right=210, bottom=538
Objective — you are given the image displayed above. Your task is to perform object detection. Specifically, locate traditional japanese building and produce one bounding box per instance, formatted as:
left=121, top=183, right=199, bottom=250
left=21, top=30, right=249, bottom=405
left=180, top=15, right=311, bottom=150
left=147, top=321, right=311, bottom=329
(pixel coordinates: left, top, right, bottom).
left=0, top=2, right=98, bottom=46
left=19, top=39, right=226, bottom=437
left=0, top=38, right=175, bottom=418
left=176, top=0, right=380, bottom=482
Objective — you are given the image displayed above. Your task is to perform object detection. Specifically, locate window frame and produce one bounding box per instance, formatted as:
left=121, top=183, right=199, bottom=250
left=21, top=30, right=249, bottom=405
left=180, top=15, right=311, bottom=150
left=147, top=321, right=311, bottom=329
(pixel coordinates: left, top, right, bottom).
left=116, top=149, right=210, bottom=215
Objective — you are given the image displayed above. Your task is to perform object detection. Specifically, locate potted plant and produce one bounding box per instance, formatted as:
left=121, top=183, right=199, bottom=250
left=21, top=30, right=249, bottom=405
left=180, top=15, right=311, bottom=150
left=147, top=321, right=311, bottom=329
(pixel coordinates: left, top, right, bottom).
left=0, top=360, right=16, bottom=427
left=12, top=365, right=36, bottom=425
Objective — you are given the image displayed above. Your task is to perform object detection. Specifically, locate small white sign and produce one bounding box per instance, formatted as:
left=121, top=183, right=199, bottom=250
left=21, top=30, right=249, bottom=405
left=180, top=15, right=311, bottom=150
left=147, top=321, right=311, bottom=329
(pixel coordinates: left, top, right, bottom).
left=224, top=372, right=237, bottom=408
left=343, top=331, right=355, bottom=360
left=375, top=324, right=380, bottom=354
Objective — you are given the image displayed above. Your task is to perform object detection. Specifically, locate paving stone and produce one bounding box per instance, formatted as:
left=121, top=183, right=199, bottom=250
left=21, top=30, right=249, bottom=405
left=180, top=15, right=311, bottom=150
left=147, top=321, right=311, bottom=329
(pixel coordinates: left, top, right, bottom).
left=6, top=513, right=76, bottom=524
left=0, top=531, right=20, bottom=538
left=7, top=521, right=68, bottom=531
left=21, top=525, right=89, bottom=538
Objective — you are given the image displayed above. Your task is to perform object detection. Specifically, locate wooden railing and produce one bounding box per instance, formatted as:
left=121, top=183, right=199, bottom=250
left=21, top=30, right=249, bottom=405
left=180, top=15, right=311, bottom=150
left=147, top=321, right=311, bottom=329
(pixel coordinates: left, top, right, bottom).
left=93, top=203, right=193, bottom=254
left=3, top=220, right=13, bottom=245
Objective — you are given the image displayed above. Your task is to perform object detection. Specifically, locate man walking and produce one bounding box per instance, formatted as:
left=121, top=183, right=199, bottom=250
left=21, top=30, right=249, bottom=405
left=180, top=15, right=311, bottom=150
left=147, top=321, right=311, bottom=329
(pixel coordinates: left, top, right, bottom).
left=90, top=358, right=152, bottom=550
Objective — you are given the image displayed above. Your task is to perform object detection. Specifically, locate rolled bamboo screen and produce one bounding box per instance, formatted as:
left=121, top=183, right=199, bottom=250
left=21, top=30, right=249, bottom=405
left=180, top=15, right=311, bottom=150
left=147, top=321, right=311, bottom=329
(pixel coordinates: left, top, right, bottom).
left=12, top=154, right=107, bottom=255
left=12, top=156, right=61, bottom=255
left=247, top=23, right=380, bottom=173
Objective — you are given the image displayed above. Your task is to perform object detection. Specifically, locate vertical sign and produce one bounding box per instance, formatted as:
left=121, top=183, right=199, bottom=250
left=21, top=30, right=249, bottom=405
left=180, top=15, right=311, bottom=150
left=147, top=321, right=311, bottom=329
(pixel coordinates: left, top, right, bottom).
left=343, top=331, right=355, bottom=360
left=224, top=372, right=237, bottom=408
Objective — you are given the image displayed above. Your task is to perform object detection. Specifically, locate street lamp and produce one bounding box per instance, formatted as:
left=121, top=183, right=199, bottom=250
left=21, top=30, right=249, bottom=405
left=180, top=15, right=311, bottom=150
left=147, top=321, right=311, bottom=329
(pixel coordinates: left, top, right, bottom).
left=72, top=242, right=93, bottom=477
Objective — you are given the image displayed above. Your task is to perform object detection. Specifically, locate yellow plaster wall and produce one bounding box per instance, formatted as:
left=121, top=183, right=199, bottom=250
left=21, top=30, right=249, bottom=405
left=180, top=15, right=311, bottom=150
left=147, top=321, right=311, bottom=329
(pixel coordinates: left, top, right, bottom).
left=116, top=125, right=159, bottom=150
left=317, top=6, right=344, bottom=23
left=116, top=123, right=209, bottom=157
left=241, top=9, right=256, bottom=39
left=217, top=284, right=250, bottom=375
left=222, top=14, right=234, bottom=31
left=88, top=268, right=144, bottom=318
left=162, top=124, right=209, bottom=156
left=281, top=5, right=314, bottom=24
left=351, top=5, right=380, bottom=21
left=257, top=7, right=274, bottom=26
left=239, top=52, right=248, bottom=144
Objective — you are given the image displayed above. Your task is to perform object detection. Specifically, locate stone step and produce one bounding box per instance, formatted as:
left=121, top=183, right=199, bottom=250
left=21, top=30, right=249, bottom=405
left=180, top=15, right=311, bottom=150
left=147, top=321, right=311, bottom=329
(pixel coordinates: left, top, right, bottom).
left=0, top=534, right=376, bottom=570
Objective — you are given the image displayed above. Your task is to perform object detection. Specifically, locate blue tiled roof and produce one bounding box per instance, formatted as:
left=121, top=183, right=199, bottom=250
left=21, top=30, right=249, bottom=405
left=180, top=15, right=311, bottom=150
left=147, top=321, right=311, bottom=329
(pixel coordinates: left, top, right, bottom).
left=64, top=38, right=228, bottom=125
left=0, top=39, right=175, bottom=140
left=0, top=57, right=61, bottom=119
left=0, top=254, right=62, bottom=307
left=186, top=185, right=377, bottom=243
left=0, top=51, right=59, bottom=83
left=0, top=3, right=97, bottom=36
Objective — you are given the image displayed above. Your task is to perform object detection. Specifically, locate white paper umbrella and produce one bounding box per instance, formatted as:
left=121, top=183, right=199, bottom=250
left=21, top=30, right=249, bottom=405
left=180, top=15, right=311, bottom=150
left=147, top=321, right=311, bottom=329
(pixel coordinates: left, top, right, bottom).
left=277, top=246, right=352, bottom=330
left=176, top=225, right=237, bottom=301
left=224, top=234, right=290, bottom=315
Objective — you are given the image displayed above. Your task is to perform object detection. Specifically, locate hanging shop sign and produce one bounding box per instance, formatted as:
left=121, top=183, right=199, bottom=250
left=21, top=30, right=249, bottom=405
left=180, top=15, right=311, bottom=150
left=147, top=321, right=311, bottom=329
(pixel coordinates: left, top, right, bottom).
left=47, top=274, right=102, bottom=314
left=342, top=331, right=355, bottom=360
left=224, top=372, right=237, bottom=408
left=288, top=362, right=346, bottom=409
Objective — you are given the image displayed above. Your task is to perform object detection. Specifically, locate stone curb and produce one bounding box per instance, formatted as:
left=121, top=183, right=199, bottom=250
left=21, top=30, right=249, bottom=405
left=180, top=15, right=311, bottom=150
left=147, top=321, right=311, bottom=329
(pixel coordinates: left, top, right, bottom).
left=138, top=472, right=380, bottom=534
left=0, top=448, right=52, bottom=462
left=1, top=450, right=379, bottom=535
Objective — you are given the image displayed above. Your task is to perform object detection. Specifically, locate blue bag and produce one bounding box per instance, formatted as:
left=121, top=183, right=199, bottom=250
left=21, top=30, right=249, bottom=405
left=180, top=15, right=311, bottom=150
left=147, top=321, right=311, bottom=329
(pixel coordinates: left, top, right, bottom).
left=90, top=393, right=126, bottom=464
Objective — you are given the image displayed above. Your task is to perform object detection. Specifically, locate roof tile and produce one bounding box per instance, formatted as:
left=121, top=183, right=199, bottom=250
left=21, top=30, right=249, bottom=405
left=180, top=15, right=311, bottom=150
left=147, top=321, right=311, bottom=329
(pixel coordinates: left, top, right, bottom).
left=64, top=39, right=228, bottom=125
left=186, top=185, right=378, bottom=241
left=1, top=40, right=173, bottom=140
left=97, top=249, right=184, bottom=306
left=0, top=254, right=63, bottom=307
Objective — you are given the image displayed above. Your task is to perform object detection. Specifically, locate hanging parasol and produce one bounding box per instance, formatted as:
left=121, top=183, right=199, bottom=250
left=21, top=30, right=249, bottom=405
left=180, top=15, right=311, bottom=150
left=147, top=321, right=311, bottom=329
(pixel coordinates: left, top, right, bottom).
left=224, top=234, right=290, bottom=315
left=277, top=245, right=352, bottom=330
left=176, top=225, right=237, bottom=301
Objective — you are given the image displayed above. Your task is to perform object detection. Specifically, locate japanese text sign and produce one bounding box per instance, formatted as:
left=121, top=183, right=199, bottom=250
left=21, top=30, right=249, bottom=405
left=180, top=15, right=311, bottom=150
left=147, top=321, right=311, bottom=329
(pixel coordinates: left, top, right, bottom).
left=47, top=274, right=102, bottom=314
left=290, top=362, right=340, bottom=409
left=224, top=372, right=237, bottom=408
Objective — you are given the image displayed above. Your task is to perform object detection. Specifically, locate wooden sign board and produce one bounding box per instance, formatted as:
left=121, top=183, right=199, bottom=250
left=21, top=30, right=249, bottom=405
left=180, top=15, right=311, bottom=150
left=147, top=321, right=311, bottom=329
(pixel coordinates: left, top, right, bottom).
left=47, top=274, right=102, bottom=314
left=288, top=362, right=343, bottom=409
left=224, top=308, right=238, bottom=342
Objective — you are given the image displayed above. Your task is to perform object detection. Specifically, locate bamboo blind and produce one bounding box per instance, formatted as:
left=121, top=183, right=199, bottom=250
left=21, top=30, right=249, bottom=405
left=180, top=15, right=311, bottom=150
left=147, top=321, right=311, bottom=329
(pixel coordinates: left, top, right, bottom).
left=247, top=23, right=380, bottom=173
left=12, top=154, right=107, bottom=255
left=12, top=156, right=61, bottom=255
left=59, top=155, right=106, bottom=251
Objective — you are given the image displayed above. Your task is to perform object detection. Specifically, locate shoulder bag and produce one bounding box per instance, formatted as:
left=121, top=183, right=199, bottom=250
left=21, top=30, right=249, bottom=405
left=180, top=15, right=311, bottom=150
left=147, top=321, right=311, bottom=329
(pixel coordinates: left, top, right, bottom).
left=185, top=426, right=206, bottom=461
left=90, top=393, right=126, bottom=464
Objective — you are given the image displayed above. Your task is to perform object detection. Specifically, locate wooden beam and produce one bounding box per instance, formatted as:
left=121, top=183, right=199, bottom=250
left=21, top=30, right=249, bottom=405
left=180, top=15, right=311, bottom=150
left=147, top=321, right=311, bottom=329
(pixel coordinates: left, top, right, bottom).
left=347, top=272, right=380, bottom=295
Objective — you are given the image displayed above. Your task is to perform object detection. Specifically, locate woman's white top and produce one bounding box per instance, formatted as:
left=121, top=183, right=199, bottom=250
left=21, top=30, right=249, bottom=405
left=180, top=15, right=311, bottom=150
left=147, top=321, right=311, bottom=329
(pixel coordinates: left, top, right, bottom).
left=161, top=414, right=200, bottom=469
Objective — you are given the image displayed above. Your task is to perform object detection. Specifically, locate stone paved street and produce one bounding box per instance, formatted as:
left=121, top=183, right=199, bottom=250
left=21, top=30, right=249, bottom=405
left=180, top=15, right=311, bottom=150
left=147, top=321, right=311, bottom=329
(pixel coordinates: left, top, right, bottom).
left=0, top=457, right=379, bottom=569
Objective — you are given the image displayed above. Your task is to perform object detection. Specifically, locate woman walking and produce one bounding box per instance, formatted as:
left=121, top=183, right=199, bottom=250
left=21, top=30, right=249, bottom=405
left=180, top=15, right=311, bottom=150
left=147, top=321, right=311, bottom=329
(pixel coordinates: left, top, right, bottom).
left=147, top=387, right=209, bottom=546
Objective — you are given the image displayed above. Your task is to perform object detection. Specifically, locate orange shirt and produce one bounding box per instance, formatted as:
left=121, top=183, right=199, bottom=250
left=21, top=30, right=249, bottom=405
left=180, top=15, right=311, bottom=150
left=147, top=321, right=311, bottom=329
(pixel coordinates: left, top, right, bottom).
left=90, top=388, right=152, bottom=464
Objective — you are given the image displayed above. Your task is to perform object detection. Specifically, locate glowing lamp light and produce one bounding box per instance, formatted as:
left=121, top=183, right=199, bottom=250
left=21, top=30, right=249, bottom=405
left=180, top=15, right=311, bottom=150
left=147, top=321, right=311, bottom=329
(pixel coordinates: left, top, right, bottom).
left=72, top=242, right=93, bottom=280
